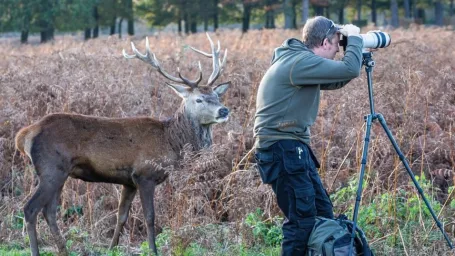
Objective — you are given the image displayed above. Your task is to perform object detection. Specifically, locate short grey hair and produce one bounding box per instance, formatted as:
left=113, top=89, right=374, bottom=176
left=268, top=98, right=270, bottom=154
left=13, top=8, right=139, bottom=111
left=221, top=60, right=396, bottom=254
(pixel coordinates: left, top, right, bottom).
left=302, top=16, right=339, bottom=49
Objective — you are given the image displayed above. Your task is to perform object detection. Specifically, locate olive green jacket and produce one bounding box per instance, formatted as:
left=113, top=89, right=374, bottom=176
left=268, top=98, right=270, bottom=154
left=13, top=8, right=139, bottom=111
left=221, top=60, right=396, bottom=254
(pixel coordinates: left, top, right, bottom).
left=254, top=36, right=363, bottom=149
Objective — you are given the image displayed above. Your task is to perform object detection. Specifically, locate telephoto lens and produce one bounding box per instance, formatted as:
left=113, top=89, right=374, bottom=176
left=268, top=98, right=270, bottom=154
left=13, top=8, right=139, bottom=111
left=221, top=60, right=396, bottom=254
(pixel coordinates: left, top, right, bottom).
left=339, top=31, right=391, bottom=51
left=360, top=31, right=391, bottom=49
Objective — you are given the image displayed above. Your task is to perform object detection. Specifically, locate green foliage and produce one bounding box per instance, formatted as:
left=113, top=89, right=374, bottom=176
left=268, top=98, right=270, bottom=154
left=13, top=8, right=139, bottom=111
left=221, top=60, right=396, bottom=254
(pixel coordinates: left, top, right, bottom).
left=11, top=211, right=24, bottom=230
left=331, top=175, right=452, bottom=248
left=244, top=208, right=283, bottom=247
left=155, top=227, right=172, bottom=248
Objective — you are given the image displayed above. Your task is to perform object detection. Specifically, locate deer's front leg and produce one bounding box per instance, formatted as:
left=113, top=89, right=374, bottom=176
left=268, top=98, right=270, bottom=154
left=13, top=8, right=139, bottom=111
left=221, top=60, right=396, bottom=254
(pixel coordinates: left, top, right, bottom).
left=133, top=174, right=158, bottom=255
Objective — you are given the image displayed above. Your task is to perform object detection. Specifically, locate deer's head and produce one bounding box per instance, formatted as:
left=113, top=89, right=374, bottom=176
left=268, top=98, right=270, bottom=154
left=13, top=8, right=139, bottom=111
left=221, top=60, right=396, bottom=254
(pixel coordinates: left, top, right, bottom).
left=123, top=33, right=230, bottom=125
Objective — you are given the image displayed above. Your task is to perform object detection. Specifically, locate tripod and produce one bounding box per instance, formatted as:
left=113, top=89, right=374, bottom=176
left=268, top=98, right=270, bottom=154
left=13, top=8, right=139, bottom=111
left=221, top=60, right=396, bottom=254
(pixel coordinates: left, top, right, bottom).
left=348, top=52, right=454, bottom=254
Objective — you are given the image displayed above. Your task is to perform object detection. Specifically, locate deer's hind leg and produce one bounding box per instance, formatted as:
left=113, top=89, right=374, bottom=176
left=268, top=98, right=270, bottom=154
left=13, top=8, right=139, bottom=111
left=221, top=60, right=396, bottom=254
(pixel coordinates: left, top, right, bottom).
left=109, top=185, right=137, bottom=249
left=25, top=137, right=70, bottom=256
left=24, top=172, right=68, bottom=256
left=42, top=183, right=67, bottom=255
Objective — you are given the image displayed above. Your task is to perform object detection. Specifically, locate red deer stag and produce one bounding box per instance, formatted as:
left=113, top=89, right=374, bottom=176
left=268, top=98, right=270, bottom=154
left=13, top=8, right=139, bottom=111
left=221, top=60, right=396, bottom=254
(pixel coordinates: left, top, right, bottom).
left=15, top=33, right=230, bottom=256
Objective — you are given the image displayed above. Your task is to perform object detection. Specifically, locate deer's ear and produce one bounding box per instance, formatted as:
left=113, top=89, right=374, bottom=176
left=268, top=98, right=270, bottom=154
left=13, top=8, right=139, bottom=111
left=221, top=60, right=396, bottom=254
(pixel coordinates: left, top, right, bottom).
left=166, top=83, right=191, bottom=98
left=213, top=82, right=230, bottom=97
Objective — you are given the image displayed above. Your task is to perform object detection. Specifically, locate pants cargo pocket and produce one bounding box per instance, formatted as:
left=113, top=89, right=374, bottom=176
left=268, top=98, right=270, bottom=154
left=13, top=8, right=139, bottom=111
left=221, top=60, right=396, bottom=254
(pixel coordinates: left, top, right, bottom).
left=294, top=186, right=316, bottom=219
left=280, top=141, right=315, bottom=174
left=255, top=149, right=281, bottom=184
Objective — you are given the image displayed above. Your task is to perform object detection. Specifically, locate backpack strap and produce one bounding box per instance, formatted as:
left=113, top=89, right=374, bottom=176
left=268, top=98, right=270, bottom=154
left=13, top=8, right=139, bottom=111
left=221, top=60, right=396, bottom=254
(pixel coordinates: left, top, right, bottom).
left=340, top=218, right=374, bottom=256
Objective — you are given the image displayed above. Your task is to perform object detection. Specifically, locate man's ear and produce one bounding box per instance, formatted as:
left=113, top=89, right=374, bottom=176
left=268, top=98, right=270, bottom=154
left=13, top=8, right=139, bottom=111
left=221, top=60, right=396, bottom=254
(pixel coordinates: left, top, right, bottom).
left=166, top=83, right=191, bottom=98
left=213, top=82, right=230, bottom=97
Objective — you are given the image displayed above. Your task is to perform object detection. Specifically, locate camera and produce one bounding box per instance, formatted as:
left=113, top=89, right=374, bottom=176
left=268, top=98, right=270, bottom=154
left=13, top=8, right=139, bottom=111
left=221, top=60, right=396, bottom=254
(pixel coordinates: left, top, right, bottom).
left=339, top=31, right=391, bottom=51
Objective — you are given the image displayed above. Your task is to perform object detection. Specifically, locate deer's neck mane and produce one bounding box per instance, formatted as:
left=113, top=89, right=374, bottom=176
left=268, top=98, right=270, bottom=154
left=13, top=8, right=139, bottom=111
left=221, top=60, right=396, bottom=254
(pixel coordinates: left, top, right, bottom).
left=165, top=105, right=213, bottom=155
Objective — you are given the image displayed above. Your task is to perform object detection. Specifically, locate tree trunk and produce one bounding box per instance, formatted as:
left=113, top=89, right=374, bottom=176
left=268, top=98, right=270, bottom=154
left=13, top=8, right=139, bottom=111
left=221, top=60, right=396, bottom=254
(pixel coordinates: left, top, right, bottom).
left=127, top=0, right=134, bottom=35
left=265, top=0, right=275, bottom=28
left=434, top=1, right=444, bottom=26
left=191, top=21, right=197, bottom=33
left=293, top=1, right=297, bottom=28
left=450, top=0, right=454, bottom=16
left=403, top=0, right=411, bottom=18
left=39, top=0, right=54, bottom=43
left=203, top=4, right=209, bottom=31
left=184, top=11, right=190, bottom=34
left=84, top=29, right=91, bottom=40
left=265, top=9, right=275, bottom=28
left=40, top=27, right=54, bottom=43
left=21, top=30, right=29, bottom=44
left=284, top=0, right=295, bottom=29
left=357, top=0, right=362, bottom=21
left=93, top=6, right=99, bottom=38
left=213, top=0, right=219, bottom=31
left=390, top=0, right=399, bottom=27
left=118, top=18, right=124, bottom=39
left=127, top=19, right=134, bottom=35
left=21, top=8, right=30, bottom=44
left=242, top=3, right=251, bottom=33
left=301, top=0, right=309, bottom=25
left=40, top=31, right=49, bottom=43
left=416, top=8, right=425, bottom=23
left=110, top=17, right=116, bottom=35
left=338, top=7, right=344, bottom=24
left=314, top=6, right=323, bottom=16
left=371, top=0, right=377, bottom=25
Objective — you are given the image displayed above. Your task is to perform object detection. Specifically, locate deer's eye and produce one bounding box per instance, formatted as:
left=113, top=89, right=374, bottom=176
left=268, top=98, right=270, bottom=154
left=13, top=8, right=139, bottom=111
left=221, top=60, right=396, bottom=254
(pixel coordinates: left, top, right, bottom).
left=196, top=99, right=203, bottom=103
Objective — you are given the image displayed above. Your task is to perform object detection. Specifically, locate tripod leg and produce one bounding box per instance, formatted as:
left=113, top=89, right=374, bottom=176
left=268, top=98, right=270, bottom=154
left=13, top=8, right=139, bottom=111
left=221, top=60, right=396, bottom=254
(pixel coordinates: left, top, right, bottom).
left=349, top=114, right=374, bottom=255
left=376, top=113, right=454, bottom=249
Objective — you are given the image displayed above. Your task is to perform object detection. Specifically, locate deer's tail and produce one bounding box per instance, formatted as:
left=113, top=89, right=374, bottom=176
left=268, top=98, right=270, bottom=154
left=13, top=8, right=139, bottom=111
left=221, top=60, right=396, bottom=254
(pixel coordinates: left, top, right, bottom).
left=15, top=124, right=41, bottom=161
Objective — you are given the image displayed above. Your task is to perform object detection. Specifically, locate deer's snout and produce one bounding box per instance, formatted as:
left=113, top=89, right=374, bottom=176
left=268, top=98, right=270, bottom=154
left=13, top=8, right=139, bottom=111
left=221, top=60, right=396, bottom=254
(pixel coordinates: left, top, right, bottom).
left=218, top=107, right=229, bottom=118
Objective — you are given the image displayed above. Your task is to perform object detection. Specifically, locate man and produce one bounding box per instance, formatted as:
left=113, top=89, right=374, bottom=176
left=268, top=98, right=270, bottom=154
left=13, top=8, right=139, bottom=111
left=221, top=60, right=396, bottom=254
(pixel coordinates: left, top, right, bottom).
left=253, top=16, right=363, bottom=255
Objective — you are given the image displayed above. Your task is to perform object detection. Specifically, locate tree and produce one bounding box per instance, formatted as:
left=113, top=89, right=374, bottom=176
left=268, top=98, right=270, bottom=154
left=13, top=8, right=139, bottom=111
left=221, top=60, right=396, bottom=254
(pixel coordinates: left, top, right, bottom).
left=37, top=0, right=56, bottom=42
left=330, top=0, right=349, bottom=24
left=371, top=0, right=377, bottom=25
left=404, top=0, right=411, bottom=18
left=390, top=0, right=399, bottom=27
left=451, top=0, right=454, bottom=17
left=213, top=0, right=219, bottom=31
left=265, top=0, right=279, bottom=28
left=126, top=0, right=134, bottom=35
left=357, top=0, right=362, bottom=21
left=284, top=0, right=298, bottom=29
left=434, top=0, right=444, bottom=26
left=301, top=0, right=309, bottom=25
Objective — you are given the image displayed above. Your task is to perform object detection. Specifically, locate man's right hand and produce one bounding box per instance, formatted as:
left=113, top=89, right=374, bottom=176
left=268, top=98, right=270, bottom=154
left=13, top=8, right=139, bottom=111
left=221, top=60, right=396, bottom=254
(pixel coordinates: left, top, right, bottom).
left=339, top=24, right=360, bottom=37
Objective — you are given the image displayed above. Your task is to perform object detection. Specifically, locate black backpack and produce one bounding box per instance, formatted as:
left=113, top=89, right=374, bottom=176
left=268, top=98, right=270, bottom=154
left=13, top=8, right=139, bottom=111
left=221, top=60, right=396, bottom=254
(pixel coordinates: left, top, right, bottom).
left=306, top=214, right=375, bottom=256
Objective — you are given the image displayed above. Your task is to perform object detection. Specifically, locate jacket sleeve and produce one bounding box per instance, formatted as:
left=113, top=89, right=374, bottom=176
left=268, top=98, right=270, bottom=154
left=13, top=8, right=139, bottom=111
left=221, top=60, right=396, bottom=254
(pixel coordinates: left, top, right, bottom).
left=290, top=36, right=363, bottom=87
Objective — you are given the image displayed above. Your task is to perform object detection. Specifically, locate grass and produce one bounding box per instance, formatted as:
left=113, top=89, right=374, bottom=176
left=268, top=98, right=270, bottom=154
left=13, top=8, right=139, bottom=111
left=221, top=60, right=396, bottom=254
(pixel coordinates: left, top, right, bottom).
left=0, top=26, right=454, bottom=255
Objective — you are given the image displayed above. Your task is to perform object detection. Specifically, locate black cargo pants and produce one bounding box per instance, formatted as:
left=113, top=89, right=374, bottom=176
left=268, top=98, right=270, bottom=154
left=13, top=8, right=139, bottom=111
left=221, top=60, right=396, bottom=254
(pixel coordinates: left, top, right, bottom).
left=255, top=140, right=333, bottom=256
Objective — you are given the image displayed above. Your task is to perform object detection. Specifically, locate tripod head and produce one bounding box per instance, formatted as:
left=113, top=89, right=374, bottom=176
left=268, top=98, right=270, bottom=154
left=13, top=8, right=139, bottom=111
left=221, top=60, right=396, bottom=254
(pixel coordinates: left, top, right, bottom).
left=362, top=51, right=375, bottom=69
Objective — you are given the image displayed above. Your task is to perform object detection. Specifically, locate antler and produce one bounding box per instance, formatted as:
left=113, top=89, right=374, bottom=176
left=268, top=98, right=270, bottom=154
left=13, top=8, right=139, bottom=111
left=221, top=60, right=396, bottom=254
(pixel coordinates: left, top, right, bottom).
left=123, top=37, right=202, bottom=88
left=190, top=33, right=227, bottom=87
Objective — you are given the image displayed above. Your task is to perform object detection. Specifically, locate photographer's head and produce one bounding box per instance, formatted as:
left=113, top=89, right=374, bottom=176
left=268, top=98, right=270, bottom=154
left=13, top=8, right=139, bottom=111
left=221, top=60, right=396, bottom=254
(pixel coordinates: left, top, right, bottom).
left=302, top=16, right=341, bottom=60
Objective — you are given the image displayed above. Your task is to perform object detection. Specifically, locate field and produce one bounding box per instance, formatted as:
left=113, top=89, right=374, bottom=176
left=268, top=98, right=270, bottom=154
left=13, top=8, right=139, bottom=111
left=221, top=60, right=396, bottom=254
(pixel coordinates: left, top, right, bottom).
left=0, top=26, right=454, bottom=255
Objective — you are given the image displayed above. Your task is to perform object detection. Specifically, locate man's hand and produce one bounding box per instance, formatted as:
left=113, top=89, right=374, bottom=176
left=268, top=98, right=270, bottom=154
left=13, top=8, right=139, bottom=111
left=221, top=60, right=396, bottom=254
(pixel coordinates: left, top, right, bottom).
left=339, top=24, right=360, bottom=37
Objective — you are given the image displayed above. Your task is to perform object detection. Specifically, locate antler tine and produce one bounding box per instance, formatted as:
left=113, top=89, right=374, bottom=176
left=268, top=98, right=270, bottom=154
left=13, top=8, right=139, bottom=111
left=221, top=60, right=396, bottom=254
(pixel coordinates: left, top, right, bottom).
left=220, top=49, right=227, bottom=74
left=123, top=37, right=186, bottom=84
left=176, top=61, right=203, bottom=88
left=189, top=33, right=226, bottom=87
left=207, top=35, right=222, bottom=86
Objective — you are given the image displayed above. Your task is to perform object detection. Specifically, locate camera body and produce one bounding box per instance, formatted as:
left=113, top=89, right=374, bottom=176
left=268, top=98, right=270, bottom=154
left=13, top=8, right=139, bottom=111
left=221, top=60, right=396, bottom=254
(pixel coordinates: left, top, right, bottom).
left=339, top=31, right=391, bottom=51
